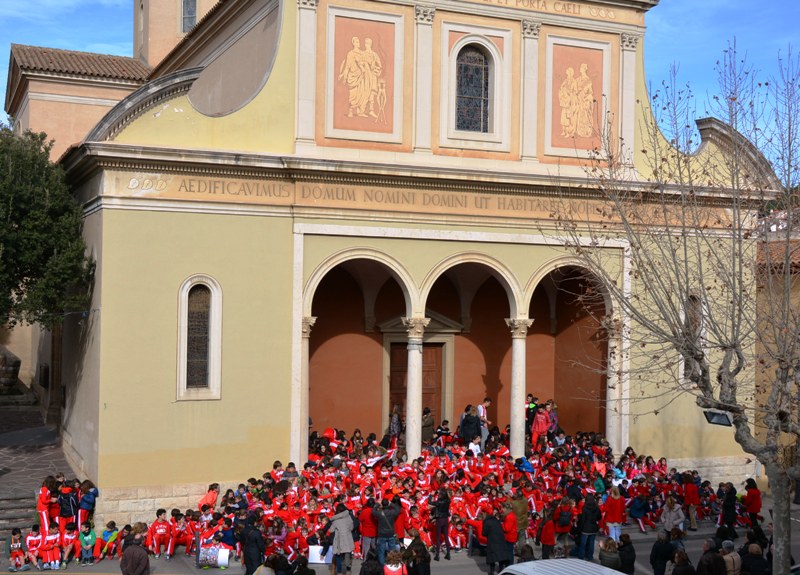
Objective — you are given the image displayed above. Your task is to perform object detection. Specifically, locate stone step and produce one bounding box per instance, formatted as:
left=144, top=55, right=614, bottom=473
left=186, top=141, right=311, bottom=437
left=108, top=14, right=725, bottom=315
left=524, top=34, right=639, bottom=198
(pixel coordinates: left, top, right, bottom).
left=0, top=497, right=32, bottom=510
left=0, top=501, right=36, bottom=553
left=0, top=506, right=34, bottom=520
left=0, top=513, right=38, bottom=531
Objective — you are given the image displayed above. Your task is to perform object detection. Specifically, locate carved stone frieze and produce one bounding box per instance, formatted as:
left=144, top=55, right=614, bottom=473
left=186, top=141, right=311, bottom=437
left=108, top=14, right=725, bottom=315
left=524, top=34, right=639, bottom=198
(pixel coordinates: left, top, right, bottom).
left=522, top=20, right=541, bottom=39
left=402, top=317, right=430, bottom=340
left=415, top=5, right=435, bottom=24
left=302, top=316, right=317, bottom=338
left=505, top=318, right=533, bottom=338
left=620, top=33, right=641, bottom=51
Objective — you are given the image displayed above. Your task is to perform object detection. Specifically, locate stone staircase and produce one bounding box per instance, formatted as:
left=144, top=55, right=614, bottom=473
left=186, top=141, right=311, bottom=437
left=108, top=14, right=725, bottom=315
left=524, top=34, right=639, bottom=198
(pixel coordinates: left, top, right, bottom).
left=0, top=495, right=34, bottom=555
left=0, top=378, right=48, bottom=556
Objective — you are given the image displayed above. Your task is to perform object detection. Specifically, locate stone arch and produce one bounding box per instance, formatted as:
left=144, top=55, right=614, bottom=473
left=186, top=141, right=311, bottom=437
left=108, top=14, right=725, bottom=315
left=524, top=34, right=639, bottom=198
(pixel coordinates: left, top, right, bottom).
left=303, top=248, right=419, bottom=317
left=419, top=252, right=524, bottom=435
left=524, top=256, right=622, bottom=448
left=419, top=252, right=523, bottom=318
left=523, top=255, right=614, bottom=316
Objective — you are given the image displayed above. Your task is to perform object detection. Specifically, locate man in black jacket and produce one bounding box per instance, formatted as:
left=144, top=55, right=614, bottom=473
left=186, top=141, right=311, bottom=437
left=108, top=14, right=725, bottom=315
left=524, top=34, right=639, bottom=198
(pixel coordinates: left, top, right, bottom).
left=120, top=534, right=149, bottom=575
left=372, top=499, right=401, bottom=566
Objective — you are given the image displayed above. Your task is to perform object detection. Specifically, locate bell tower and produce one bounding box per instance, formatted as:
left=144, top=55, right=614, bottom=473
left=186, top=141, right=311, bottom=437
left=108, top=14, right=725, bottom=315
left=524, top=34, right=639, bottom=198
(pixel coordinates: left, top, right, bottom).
left=133, top=0, right=215, bottom=68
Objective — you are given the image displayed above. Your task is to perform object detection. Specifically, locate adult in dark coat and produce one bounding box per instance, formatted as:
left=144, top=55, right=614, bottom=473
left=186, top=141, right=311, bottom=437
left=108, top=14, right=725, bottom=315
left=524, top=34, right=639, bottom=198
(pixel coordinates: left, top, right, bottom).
left=696, top=539, right=726, bottom=575
left=740, top=543, right=769, bottom=575
left=460, top=408, right=481, bottom=445
left=576, top=493, right=602, bottom=561
left=421, top=408, right=435, bottom=444
left=243, top=519, right=266, bottom=575
left=721, top=483, right=738, bottom=538
left=650, top=531, right=675, bottom=575
left=431, top=488, right=451, bottom=561
left=482, top=512, right=512, bottom=575
left=617, top=533, right=636, bottom=575
left=672, top=550, right=697, bottom=575
left=120, top=533, right=150, bottom=575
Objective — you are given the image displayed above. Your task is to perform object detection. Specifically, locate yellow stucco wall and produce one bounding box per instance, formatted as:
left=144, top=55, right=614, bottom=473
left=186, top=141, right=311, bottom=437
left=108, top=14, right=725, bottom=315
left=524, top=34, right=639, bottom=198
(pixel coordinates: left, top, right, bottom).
left=116, top=2, right=296, bottom=155
left=93, top=208, right=294, bottom=487
left=62, top=200, right=104, bottom=482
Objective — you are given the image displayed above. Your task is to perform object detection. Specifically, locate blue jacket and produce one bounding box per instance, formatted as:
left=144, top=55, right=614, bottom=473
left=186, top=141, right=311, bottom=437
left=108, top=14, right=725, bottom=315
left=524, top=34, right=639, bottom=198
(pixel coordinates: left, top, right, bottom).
left=79, top=488, right=99, bottom=511
left=628, top=497, right=651, bottom=519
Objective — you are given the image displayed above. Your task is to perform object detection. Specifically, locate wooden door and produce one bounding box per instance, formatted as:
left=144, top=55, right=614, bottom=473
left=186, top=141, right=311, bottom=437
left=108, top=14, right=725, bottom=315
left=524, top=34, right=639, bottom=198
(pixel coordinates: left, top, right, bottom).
left=389, top=343, right=444, bottom=427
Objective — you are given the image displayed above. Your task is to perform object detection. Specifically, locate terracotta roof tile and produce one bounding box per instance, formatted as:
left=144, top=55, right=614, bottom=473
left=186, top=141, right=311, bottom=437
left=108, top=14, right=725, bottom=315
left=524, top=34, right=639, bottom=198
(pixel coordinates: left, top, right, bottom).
left=757, top=239, right=800, bottom=272
left=11, top=44, right=150, bottom=82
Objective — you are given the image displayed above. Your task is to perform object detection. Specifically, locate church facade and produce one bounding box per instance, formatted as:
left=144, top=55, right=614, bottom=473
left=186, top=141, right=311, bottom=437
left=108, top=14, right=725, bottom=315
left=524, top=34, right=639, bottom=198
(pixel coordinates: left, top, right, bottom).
left=6, top=0, right=760, bottom=523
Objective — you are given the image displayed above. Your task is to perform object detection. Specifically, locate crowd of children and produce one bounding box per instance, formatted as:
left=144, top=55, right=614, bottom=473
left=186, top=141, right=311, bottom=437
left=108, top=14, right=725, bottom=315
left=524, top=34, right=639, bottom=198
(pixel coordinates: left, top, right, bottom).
left=6, top=399, right=764, bottom=574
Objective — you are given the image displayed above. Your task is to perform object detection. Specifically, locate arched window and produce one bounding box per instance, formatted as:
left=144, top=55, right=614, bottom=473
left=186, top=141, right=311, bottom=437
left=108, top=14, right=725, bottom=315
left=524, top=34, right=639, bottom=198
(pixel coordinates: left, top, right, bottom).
left=455, top=45, right=491, bottom=133
left=182, top=0, right=197, bottom=33
left=186, top=284, right=211, bottom=389
left=178, top=275, right=222, bottom=400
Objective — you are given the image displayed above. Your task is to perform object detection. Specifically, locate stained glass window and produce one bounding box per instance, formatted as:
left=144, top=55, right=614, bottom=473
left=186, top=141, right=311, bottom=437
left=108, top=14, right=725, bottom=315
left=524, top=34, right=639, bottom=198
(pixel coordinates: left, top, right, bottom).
left=186, top=284, right=211, bottom=389
left=182, top=0, right=197, bottom=33
left=456, top=46, right=491, bottom=133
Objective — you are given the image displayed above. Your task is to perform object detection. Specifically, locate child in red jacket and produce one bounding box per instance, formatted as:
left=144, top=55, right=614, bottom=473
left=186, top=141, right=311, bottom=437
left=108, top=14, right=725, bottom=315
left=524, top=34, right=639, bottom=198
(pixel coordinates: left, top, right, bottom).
left=536, top=510, right=556, bottom=560
left=148, top=509, right=171, bottom=557
left=36, top=477, right=57, bottom=537
left=60, top=522, right=80, bottom=566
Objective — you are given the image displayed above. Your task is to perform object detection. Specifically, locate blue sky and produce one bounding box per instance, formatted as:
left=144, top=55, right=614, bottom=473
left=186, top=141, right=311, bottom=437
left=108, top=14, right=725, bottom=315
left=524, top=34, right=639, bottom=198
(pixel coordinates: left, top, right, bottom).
left=0, top=0, right=798, bottom=127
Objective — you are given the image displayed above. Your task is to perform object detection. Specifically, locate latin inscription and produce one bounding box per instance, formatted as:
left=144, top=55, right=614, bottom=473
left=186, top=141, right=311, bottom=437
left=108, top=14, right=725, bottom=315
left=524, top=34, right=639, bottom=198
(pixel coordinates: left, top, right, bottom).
left=123, top=174, right=556, bottom=218
left=474, top=0, right=616, bottom=19
left=177, top=178, right=291, bottom=198
left=299, top=184, right=550, bottom=215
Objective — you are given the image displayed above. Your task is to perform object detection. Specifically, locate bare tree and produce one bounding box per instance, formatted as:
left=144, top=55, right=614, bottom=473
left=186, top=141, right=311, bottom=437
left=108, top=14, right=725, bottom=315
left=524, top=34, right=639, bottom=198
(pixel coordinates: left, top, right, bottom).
left=550, top=46, right=799, bottom=574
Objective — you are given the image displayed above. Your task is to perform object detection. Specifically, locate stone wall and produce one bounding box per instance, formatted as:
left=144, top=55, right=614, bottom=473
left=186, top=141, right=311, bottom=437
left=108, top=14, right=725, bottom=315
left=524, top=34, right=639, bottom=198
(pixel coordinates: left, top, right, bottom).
left=93, top=482, right=212, bottom=528
left=670, top=455, right=761, bottom=488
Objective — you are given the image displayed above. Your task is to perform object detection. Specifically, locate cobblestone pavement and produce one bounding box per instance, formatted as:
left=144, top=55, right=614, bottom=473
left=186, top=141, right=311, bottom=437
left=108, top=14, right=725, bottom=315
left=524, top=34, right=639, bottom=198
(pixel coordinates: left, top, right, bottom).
left=0, top=407, right=74, bottom=499
left=0, top=407, right=42, bottom=435
left=0, top=444, right=75, bottom=499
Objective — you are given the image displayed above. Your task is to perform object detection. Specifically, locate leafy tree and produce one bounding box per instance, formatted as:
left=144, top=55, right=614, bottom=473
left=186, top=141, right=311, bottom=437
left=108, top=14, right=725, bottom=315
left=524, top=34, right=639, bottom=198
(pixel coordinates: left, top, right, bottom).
left=0, top=123, right=93, bottom=328
left=551, top=47, right=799, bottom=574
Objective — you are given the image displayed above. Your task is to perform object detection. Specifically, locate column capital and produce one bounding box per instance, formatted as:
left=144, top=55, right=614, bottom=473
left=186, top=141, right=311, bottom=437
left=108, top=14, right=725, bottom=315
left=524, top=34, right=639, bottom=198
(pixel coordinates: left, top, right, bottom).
left=521, top=20, right=541, bottom=39
left=297, top=0, right=319, bottom=9
left=402, top=317, right=430, bottom=340
left=415, top=5, right=436, bottom=24
left=620, top=33, right=641, bottom=52
left=505, top=318, right=533, bottom=338
left=301, top=316, right=317, bottom=338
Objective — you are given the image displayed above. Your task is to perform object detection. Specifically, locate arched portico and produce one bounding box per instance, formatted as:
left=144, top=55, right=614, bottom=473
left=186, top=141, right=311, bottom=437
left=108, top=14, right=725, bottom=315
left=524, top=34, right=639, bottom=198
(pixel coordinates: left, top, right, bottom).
left=421, top=254, right=531, bottom=457
left=297, top=244, right=623, bottom=464
left=300, top=249, right=420, bottom=462
left=525, top=259, right=621, bottom=451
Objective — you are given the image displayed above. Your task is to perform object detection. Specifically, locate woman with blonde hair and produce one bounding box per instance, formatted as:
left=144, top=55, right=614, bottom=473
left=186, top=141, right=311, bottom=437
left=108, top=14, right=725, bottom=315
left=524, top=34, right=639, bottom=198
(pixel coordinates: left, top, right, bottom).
left=603, top=486, right=626, bottom=542
left=661, top=496, right=686, bottom=533
left=598, top=538, right=621, bottom=570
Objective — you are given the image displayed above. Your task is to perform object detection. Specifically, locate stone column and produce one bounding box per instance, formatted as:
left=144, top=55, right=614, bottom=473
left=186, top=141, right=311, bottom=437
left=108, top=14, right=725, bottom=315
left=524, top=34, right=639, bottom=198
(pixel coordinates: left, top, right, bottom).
left=414, top=6, right=435, bottom=153
left=296, top=0, right=319, bottom=148
left=604, top=315, right=624, bottom=453
left=619, top=33, right=641, bottom=165
left=402, top=317, right=429, bottom=459
left=299, top=316, right=316, bottom=464
left=520, top=20, right=541, bottom=162
left=506, top=318, right=532, bottom=458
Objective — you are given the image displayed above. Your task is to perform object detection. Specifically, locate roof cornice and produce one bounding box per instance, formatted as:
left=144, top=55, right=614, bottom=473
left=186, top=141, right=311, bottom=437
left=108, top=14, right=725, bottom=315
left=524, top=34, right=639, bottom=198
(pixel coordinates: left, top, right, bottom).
left=62, top=141, right=747, bottom=208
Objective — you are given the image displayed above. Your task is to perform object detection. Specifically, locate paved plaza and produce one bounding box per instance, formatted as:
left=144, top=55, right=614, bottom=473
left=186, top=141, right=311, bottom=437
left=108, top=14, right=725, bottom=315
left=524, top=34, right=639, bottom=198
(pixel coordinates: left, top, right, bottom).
left=1, top=406, right=800, bottom=575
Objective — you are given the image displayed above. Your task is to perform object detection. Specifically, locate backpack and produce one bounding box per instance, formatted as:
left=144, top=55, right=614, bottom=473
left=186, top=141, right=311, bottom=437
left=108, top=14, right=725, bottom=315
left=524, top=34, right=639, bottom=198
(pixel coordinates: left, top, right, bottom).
left=58, top=491, right=78, bottom=517
left=557, top=509, right=571, bottom=527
